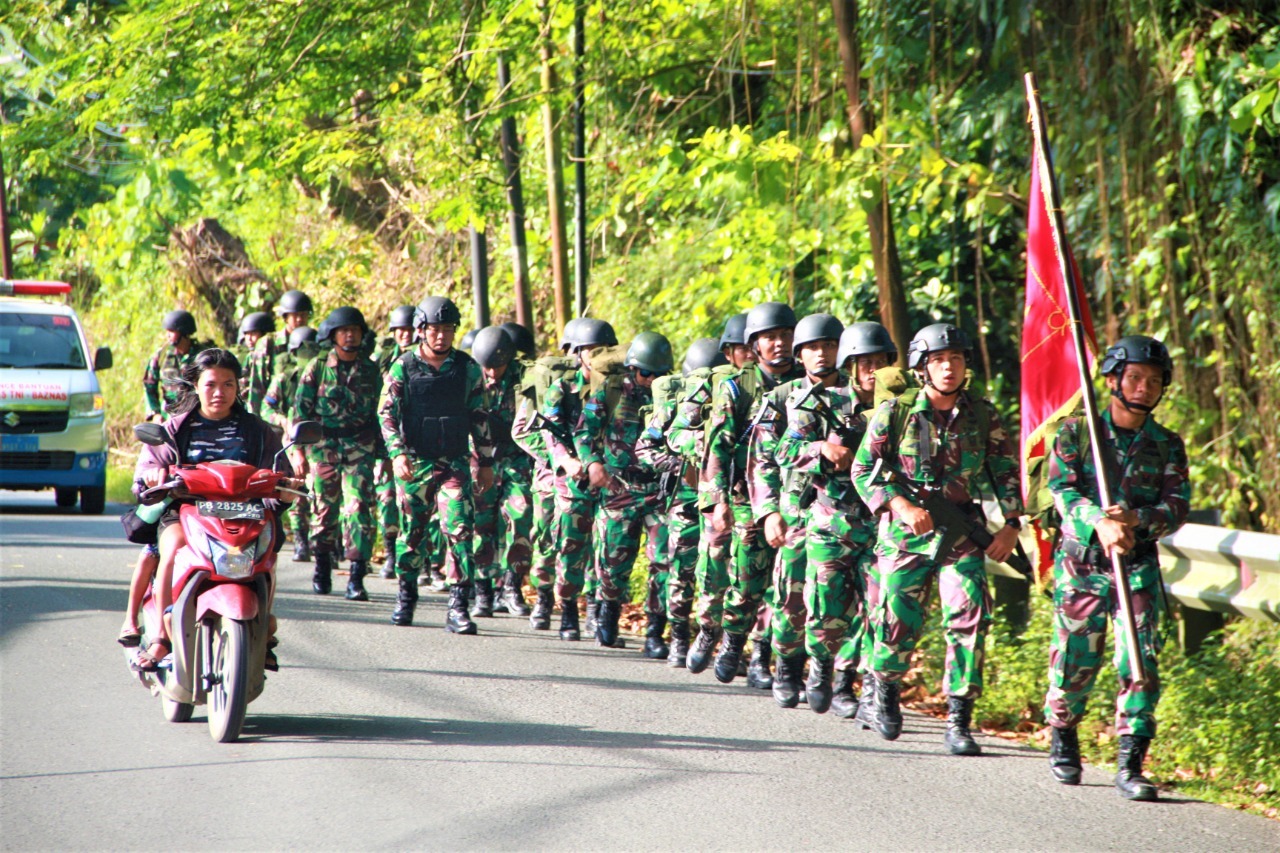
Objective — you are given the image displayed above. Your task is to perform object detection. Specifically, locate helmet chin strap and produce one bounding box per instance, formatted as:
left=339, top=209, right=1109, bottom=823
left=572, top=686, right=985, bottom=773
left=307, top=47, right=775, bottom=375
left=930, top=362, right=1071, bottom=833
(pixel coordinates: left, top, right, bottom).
left=921, top=371, right=965, bottom=398
left=1111, top=387, right=1162, bottom=414
left=764, top=355, right=794, bottom=370
left=808, top=365, right=836, bottom=378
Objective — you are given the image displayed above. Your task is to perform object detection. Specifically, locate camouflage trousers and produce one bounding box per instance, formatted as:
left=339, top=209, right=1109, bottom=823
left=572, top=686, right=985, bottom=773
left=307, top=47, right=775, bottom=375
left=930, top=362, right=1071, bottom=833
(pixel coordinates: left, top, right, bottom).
left=552, top=476, right=599, bottom=605
left=394, top=455, right=476, bottom=587
left=1044, top=559, right=1162, bottom=738
left=306, top=439, right=377, bottom=561
left=528, top=466, right=558, bottom=591
left=872, top=545, right=992, bottom=699
left=592, top=480, right=667, bottom=604
left=804, top=503, right=877, bottom=669
left=283, top=492, right=312, bottom=546
left=693, top=513, right=733, bottom=632
left=473, top=457, right=534, bottom=583
left=374, top=456, right=400, bottom=539
left=664, top=490, right=702, bottom=624
left=722, top=500, right=776, bottom=638
left=770, top=511, right=808, bottom=660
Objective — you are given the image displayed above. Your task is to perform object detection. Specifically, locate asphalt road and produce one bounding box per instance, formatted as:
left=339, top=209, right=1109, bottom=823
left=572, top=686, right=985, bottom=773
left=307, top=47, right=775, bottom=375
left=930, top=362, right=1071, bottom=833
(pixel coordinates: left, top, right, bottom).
left=2, top=491, right=1276, bottom=852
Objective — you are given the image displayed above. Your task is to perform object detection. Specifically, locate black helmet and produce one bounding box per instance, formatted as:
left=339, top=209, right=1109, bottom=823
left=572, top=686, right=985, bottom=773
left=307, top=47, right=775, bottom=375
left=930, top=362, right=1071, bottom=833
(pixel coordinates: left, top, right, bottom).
left=572, top=318, right=617, bottom=351
left=838, top=322, right=896, bottom=366
left=791, top=313, right=844, bottom=355
left=499, top=321, right=536, bottom=357
left=317, top=306, right=370, bottom=344
left=275, top=289, right=314, bottom=316
left=907, top=323, right=972, bottom=370
left=238, top=311, right=275, bottom=341
left=625, top=331, right=674, bottom=375
left=388, top=305, right=416, bottom=330
left=1101, top=335, right=1173, bottom=387
left=459, top=328, right=478, bottom=351
left=719, top=313, right=749, bottom=349
left=472, top=326, right=516, bottom=369
left=560, top=317, right=587, bottom=352
left=288, top=326, right=318, bottom=353
left=413, top=296, right=462, bottom=328
left=743, top=302, right=797, bottom=343
left=162, top=309, right=197, bottom=337
left=682, top=338, right=729, bottom=375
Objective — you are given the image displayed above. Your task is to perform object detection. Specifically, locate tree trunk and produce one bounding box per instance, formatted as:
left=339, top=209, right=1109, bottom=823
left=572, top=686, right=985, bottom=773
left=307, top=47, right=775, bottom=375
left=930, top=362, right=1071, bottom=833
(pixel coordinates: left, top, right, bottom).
left=538, top=0, right=571, bottom=336
left=497, top=54, right=534, bottom=336
left=831, top=0, right=910, bottom=362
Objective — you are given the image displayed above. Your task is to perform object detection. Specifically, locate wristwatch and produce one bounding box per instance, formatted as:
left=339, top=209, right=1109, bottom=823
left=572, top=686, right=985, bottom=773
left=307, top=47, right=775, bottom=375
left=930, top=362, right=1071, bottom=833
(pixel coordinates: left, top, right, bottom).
left=1004, top=517, right=1023, bottom=531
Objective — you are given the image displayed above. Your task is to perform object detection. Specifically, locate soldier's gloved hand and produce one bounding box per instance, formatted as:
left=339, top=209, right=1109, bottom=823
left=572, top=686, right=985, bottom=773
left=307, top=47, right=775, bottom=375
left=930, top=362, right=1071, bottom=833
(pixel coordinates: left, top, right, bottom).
left=763, top=512, right=787, bottom=548
left=1096, top=517, right=1135, bottom=557
left=392, top=455, right=412, bottom=481
left=587, top=462, right=610, bottom=490
left=891, top=496, right=933, bottom=535
left=820, top=440, right=853, bottom=471
left=476, top=466, right=495, bottom=494
left=711, top=500, right=732, bottom=533
left=986, top=524, right=1019, bottom=563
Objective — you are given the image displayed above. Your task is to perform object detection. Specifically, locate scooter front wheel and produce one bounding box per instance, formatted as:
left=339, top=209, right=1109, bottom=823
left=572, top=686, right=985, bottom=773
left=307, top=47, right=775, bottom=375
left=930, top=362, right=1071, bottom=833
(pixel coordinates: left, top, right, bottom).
left=162, top=696, right=194, bottom=723
left=206, top=617, right=249, bottom=743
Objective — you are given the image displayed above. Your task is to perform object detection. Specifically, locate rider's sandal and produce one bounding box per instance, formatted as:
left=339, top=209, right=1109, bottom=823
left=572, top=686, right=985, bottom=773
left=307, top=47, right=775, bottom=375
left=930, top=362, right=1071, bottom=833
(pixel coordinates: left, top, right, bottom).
left=117, top=627, right=142, bottom=648
left=264, top=636, right=280, bottom=672
left=131, top=637, right=172, bottom=672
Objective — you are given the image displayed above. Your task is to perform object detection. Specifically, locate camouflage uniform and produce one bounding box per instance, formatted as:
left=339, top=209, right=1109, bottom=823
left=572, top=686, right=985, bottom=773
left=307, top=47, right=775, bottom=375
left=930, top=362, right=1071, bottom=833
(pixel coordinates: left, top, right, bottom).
left=228, top=343, right=253, bottom=400
left=701, top=362, right=804, bottom=640
left=513, top=394, right=559, bottom=597
left=378, top=348, right=494, bottom=585
left=541, top=367, right=599, bottom=605
left=473, top=360, right=534, bottom=585
left=775, top=380, right=878, bottom=671
left=262, top=345, right=317, bottom=548
left=142, top=340, right=210, bottom=418
left=1043, top=411, right=1189, bottom=738
left=372, top=338, right=409, bottom=547
left=246, top=328, right=291, bottom=415
left=295, top=349, right=383, bottom=562
left=851, top=389, right=1022, bottom=698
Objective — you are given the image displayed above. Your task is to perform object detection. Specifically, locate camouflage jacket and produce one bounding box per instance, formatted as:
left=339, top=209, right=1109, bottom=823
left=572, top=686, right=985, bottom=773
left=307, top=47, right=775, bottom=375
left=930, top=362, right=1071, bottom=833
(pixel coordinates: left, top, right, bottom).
left=775, top=379, right=873, bottom=517
left=1049, top=409, right=1189, bottom=583
left=485, top=360, right=531, bottom=470
left=512, top=393, right=551, bottom=471
left=261, top=350, right=315, bottom=432
left=665, top=369, right=720, bottom=464
left=143, top=339, right=210, bottom=417
left=245, top=328, right=290, bottom=414
left=747, top=375, right=812, bottom=523
left=578, top=373, right=655, bottom=487
left=227, top=343, right=252, bottom=399
left=700, top=361, right=804, bottom=509
left=852, top=389, right=1022, bottom=557
left=294, top=349, right=383, bottom=447
left=540, top=367, right=591, bottom=474
left=374, top=338, right=410, bottom=376
left=378, top=348, right=494, bottom=466
left=636, top=391, right=698, bottom=509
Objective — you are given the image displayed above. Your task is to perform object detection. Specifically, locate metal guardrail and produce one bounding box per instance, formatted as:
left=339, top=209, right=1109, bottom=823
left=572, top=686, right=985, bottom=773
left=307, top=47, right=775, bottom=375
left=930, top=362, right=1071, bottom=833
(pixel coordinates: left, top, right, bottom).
left=1158, top=523, right=1279, bottom=623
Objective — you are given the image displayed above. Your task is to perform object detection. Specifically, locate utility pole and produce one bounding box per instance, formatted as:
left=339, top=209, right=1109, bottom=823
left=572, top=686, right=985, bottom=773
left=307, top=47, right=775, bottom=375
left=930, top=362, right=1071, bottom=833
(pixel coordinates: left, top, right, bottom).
left=498, top=54, right=534, bottom=335
left=572, top=2, right=588, bottom=317
left=537, top=0, right=571, bottom=335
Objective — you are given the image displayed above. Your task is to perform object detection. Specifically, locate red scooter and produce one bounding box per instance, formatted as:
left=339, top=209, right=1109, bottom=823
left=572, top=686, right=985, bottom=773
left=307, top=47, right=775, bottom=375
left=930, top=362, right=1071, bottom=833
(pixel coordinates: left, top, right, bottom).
left=127, top=420, right=319, bottom=742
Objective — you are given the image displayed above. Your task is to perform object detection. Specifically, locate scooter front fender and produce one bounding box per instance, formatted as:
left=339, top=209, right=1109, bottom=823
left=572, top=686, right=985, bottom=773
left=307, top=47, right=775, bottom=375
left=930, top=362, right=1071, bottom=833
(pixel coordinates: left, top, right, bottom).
left=196, top=583, right=259, bottom=623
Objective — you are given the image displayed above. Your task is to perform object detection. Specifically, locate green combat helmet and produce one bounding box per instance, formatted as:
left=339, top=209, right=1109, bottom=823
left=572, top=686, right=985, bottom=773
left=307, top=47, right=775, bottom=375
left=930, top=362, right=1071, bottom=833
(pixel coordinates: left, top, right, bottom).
left=719, top=313, right=748, bottom=349
left=500, top=322, right=536, bottom=358
left=238, top=311, right=275, bottom=344
left=625, top=331, right=674, bottom=376
left=163, top=309, right=197, bottom=337
left=682, top=338, right=728, bottom=376
left=906, top=322, right=972, bottom=369
left=388, top=306, right=416, bottom=330
left=838, top=322, right=896, bottom=368
left=791, top=313, right=844, bottom=355
left=414, top=296, right=463, bottom=329
left=1100, top=334, right=1173, bottom=412
left=275, top=289, right=314, bottom=317
left=570, top=318, right=618, bottom=352
left=472, top=325, right=516, bottom=369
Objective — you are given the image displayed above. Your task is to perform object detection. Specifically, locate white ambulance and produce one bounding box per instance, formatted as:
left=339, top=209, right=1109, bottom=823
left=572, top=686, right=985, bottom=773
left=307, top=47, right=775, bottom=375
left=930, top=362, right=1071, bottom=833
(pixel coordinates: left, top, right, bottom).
left=0, top=280, right=112, bottom=513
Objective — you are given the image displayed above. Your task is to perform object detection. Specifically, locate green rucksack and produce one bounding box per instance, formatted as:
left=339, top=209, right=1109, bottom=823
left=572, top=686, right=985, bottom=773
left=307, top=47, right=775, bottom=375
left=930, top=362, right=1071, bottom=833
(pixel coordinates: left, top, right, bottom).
left=518, top=354, right=578, bottom=411
left=586, top=343, right=631, bottom=421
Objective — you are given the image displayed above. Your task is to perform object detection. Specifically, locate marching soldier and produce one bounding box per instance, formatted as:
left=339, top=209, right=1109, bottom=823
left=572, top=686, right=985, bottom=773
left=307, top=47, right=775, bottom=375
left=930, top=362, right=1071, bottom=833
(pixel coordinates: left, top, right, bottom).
left=231, top=312, right=275, bottom=399
left=1043, top=335, right=1189, bottom=800
left=295, top=306, right=383, bottom=602
left=379, top=296, right=494, bottom=632
left=852, top=323, right=1022, bottom=756
left=143, top=309, right=210, bottom=421
left=373, top=306, right=417, bottom=580
left=262, top=326, right=320, bottom=561
left=246, top=289, right=313, bottom=414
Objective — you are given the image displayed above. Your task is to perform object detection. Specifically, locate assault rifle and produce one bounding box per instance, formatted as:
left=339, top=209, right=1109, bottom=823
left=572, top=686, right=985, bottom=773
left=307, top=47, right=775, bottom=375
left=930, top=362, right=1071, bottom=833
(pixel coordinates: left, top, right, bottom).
left=792, top=384, right=862, bottom=509
left=869, top=457, right=1033, bottom=580
left=726, top=396, right=777, bottom=494
left=530, top=410, right=589, bottom=487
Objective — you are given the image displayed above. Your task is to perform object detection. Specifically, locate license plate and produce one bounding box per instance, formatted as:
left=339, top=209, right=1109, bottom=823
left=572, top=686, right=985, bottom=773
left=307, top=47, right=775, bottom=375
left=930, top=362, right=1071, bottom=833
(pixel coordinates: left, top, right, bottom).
left=0, top=435, right=38, bottom=452
left=196, top=500, right=264, bottom=520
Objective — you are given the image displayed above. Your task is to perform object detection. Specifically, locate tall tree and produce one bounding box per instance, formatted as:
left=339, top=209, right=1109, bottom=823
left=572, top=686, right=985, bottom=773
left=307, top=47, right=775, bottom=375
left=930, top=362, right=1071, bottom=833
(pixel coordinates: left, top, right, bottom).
left=537, top=0, right=571, bottom=334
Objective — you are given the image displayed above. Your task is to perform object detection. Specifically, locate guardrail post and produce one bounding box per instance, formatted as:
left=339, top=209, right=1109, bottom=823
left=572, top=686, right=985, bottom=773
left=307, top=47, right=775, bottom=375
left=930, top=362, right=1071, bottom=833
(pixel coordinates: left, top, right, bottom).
left=991, top=574, right=1030, bottom=633
left=1175, top=604, right=1225, bottom=656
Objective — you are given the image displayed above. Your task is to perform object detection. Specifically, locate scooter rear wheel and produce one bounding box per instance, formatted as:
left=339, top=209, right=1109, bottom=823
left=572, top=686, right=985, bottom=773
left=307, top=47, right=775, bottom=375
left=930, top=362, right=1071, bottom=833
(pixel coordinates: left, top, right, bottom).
left=207, top=617, right=249, bottom=743
left=162, top=696, right=194, bottom=723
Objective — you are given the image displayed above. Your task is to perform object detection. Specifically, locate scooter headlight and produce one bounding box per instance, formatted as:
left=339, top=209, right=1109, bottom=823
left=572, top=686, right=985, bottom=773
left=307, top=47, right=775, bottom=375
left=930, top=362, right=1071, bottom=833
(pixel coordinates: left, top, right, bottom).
left=254, top=524, right=274, bottom=560
left=208, top=538, right=254, bottom=578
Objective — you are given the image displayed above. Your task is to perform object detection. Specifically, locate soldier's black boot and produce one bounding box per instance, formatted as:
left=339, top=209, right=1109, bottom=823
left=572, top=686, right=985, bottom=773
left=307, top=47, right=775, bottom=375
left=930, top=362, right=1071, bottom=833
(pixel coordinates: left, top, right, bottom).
left=596, top=599, right=626, bottom=648
left=293, top=537, right=312, bottom=563
left=345, top=560, right=370, bottom=601
left=854, top=672, right=878, bottom=729
left=445, top=583, right=478, bottom=635
left=1115, top=735, right=1158, bottom=801
left=390, top=575, right=418, bottom=627
left=830, top=668, right=858, bottom=718
left=379, top=535, right=397, bottom=579
left=772, top=655, right=804, bottom=709
left=874, top=677, right=903, bottom=741
left=713, top=631, right=747, bottom=684
left=642, top=612, right=669, bottom=659
left=312, top=552, right=333, bottom=595
left=686, top=626, right=720, bottom=674
left=470, top=578, right=495, bottom=618
left=503, top=571, right=531, bottom=617
left=558, top=596, right=581, bottom=641
left=667, top=620, right=690, bottom=669
left=584, top=596, right=599, bottom=637
left=1050, top=726, right=1082, bottom=785
left=806, top=656, right=835, bottom=714
left=530, top=587, right=554, bottom=630
left=746, top=640, right=774, bottom=690
left=944, top=696, right=981, bottom=756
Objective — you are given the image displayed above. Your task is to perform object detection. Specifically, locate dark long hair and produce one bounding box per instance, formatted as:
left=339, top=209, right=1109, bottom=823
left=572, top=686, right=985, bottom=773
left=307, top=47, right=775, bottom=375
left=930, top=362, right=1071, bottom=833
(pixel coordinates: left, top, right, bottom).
left=168, top=348, right=245, bottom=416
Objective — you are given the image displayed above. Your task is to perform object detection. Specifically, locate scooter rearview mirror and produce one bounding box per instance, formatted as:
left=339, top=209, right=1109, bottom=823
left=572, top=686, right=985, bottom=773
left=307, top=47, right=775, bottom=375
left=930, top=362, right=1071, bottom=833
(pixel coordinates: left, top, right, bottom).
left=133, top=423, right=169, bottom=447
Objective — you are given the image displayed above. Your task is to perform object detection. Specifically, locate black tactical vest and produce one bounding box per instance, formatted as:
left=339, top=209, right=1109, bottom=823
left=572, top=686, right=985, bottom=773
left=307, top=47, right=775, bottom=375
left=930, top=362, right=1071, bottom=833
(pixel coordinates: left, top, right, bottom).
left=402, top=352, right=472, bottom=459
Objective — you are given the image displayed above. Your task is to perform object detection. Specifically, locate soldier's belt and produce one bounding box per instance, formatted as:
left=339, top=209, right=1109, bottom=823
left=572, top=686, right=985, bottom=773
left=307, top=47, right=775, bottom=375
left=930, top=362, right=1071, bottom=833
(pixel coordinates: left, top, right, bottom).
left=322, top=423, right=376, bottom=441
left=1062, top=537, right=1155, bottom=568
left=813, top=489, right=871, bottom=518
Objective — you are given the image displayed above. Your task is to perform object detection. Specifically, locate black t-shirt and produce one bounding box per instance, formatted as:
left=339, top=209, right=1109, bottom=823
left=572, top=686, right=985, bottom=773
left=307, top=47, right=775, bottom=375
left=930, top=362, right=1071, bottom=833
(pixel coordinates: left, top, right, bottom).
left=185, top=413, right=251, bottom=465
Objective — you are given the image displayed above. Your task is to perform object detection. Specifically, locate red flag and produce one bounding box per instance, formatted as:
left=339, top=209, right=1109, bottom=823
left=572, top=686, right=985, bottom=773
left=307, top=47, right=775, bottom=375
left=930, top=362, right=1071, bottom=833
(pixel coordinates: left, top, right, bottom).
left=1020, top=129, right=1098, bottom=577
